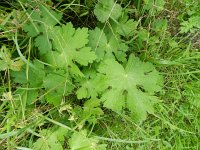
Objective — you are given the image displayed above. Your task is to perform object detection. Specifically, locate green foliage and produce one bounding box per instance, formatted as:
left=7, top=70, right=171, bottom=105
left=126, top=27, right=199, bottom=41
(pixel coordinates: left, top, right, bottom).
left=33, top=127, right=68, bottom=150
left=1, top=0, right=164, bottom=148
left=23, top=2, right=62, bottom=55
left=98, top=55, right=163, bottom=121
left=43, top=70, right=74, bottom=106
left=0, top=46, right=23, bottom=71
left=11, top=60, right=45, bottom=86
left=178, top=0, right=200, bottom=33
left=183, top=81, right=200, bottom=108
left=143, top=0, right=165, bottom=16
left=94, top=0, right=122, bottom=23
left=115, top=12, right=138, bottom=36
left=2, top=0, right=199, bottom=149
left=69, top=130, right=107, bottom=150
left=88, top=27, right=128, bottom=62
left=44, top=23, right=96, bottom=76
left=180, top=16, right=200, bottom=33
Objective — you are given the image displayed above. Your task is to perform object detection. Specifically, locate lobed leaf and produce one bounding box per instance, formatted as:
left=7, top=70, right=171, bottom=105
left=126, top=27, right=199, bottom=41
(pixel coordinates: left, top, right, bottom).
left=44, top=23, right=96, bottom=76
left=94, top=0, right=122, bottom=23
left=23, top=4, right=62, bottom=54
left=88, top=28, right=127, bottom=62
left=98, top=55, right=163, bottom=121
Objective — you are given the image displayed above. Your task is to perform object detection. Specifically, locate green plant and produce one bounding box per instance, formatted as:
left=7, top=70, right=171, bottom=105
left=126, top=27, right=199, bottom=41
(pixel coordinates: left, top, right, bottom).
left=178, top=0, right=200, bottom=33
left=12, top=0, right=163, bottom=122
left=0, top=0, right=200, bottom=149
left=1, top=0, right=162, bottom=148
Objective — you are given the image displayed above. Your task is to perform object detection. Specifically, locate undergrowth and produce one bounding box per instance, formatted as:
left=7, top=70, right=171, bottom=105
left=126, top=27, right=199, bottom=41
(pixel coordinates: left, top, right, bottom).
left=0, top=0, right=199, bottom=149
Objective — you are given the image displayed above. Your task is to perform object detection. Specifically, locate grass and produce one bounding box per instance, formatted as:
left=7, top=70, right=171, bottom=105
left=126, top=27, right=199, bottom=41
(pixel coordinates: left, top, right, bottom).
left=0, top=0, right=200, bottom=149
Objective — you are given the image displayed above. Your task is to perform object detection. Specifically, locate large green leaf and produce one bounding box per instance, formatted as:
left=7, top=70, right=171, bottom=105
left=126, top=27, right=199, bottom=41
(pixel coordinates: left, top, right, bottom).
left=44, top=23, right=96, bottom=76
left=98, top=55, right=163, bottom=121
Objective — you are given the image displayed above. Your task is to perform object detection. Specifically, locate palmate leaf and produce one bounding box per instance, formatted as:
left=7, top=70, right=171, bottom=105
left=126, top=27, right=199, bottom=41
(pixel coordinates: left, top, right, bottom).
left=76, top=66, right=107, bottom=100
left=94, top=0, right=122, bottom=23
left=76, top=74, right=106, bottom=100
left=44, top=23, right=96, bottom=76
left=108, top=12, right=138, bottom=37
left=81, top=99, right=104, bottom=125
left=72, top=99, right=104, bottom=126
left=23, top=4, right=62, bottom=54
left=98, top=55, right=163, bottom=121
left=116, top=17, right=137, bottom=37
left=88, top=28, right=127, bottom=62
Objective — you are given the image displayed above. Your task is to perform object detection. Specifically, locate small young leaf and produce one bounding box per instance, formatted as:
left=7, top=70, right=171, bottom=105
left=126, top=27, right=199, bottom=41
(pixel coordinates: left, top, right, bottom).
left=138, top=29, right=149, bottom=41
